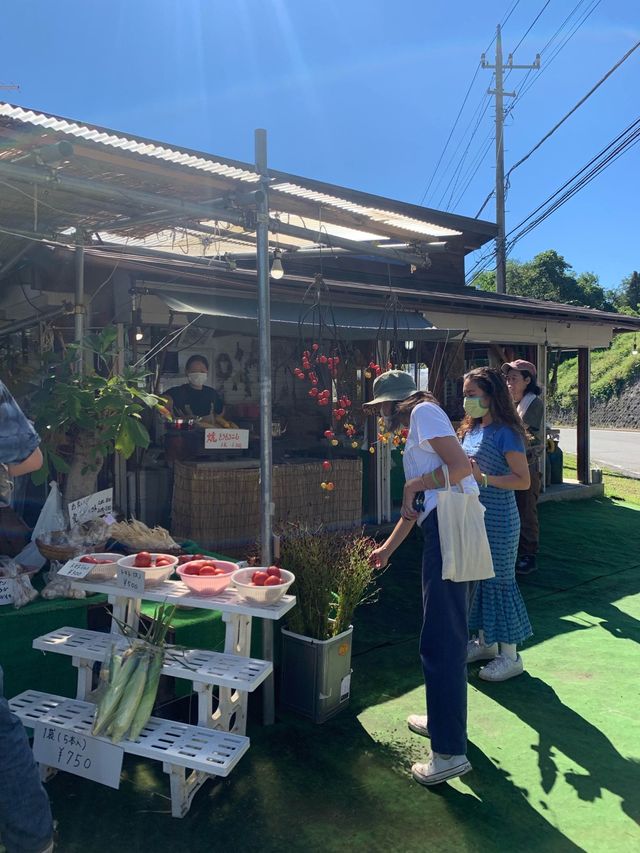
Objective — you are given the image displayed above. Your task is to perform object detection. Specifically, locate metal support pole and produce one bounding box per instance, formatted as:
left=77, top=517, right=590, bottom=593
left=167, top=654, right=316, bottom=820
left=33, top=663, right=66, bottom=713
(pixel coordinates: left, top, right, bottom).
left=537, top=344, right=548, bottom=493
left=255, top=129, right=275, bottom=725
left=74, top=238, right=85, bottom=374
left=577, top=348, right=591, bottom=485
left=493, top=26, right=507, bottom=295
left=482, top=26, right=539, bottom=294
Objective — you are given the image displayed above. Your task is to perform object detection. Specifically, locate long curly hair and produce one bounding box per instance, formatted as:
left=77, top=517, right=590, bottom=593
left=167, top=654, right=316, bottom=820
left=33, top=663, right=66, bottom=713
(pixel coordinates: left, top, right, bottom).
left=457, top=367, right=527, bottom=441
left=390, top=390, right=440, bottom=430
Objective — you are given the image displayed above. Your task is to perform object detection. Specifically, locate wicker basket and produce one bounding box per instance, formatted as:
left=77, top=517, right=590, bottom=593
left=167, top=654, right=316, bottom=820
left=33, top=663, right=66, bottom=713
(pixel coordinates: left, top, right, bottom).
left=171, top=458, right=363, bottom=552
left=36, top=535, right=108, bottom=563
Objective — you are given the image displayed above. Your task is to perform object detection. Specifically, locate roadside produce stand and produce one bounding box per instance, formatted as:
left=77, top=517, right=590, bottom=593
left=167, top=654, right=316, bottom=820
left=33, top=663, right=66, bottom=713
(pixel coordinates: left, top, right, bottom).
left=9, top=567, right=296, bottom=817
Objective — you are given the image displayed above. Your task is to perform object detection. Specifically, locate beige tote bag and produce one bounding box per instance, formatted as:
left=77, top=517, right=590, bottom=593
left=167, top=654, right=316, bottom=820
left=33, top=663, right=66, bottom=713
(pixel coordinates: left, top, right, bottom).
left=437, top=466, right=495, bottom=582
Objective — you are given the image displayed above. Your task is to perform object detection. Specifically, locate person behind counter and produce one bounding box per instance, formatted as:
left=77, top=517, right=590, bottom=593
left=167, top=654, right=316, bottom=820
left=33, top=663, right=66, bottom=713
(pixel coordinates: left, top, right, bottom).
left=164, top=355, right=224, bottom=419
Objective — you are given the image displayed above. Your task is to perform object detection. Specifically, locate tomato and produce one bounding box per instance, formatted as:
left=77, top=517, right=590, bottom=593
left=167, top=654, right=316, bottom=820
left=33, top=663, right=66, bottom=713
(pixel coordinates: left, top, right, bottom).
left=264, top=575, right=283, bottom=587
left=80, top=556, right=98, bottom=564
left=266, top=567, right=281, bottom=578
left=200, top=561, right=218, bottom=570
left=252, top=571, right=268, bottom=586
left=178, top=554, right=192, bottom=564
left=182, top=565, right=201, bottom=575
left=199, top=567, right=218, bottom=576
left=155, top=557, right=173, bottom=567
left=185, top=560, right=207, bottom=570
left=135, top=551, right=152, bottom=567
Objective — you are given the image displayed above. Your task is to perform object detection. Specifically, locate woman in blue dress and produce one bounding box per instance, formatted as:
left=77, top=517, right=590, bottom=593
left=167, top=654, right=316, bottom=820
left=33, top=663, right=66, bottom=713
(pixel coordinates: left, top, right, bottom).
left=459, top=367, right=533, bottom=682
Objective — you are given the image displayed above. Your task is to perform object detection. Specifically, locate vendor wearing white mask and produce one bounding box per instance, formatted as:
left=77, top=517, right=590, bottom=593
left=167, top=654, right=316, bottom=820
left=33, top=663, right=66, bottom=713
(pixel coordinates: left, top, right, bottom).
left=165, top=355, right=224, bottom=418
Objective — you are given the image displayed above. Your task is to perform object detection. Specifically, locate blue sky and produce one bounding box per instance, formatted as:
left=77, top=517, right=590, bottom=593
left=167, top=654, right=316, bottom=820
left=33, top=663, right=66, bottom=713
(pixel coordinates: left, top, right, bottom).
left=2, top=0, right=639, bottom=289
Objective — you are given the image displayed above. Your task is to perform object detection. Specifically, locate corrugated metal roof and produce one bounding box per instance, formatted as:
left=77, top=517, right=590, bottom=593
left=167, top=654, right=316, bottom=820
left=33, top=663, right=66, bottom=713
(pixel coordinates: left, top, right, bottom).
left=0, top=104, right=261, bottom=184
left=0, top=101, right=498, bottom=271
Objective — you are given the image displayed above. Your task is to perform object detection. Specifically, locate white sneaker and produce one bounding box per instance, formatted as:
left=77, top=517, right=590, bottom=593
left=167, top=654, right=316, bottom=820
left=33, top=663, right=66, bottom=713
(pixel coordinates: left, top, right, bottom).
left=407, top=714, right=430, bottom=738
left=467, top=637, right=498, bottom=663
left=479, top=653, right=524, bottom=682
left=412, top=752, right=472, bottom=786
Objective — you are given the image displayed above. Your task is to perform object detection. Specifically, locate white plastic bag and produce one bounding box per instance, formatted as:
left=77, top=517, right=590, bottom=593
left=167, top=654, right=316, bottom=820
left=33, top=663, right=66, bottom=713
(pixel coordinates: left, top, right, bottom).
left=437, top=466, right=494, bottom=583
left=14, top=481, right=66, bottom=571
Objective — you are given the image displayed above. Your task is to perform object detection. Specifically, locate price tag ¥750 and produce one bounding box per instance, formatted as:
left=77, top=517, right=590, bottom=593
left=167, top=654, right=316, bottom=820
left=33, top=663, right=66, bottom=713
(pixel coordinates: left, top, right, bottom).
left=34, top=722, right=123, bottom=789
left=57, top=558, right=95, bottom=580
left=116, top=566, right=146, bottom=595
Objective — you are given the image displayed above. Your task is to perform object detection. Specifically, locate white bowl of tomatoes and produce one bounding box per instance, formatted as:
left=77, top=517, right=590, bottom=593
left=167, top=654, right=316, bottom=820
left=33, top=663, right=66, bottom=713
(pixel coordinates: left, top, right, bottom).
left=77, top=553, right=120, bottom=582
left=176, top=558, right=239, bottom=595
left=116, top=552, right=179, bottom=587
left=231, top=566, right=295, bottom=605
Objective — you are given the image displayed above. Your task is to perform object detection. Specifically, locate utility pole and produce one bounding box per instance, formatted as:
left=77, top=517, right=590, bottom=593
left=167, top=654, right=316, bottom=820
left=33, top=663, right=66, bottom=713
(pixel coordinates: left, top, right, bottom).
left=482, top=25, right=539, bottom=293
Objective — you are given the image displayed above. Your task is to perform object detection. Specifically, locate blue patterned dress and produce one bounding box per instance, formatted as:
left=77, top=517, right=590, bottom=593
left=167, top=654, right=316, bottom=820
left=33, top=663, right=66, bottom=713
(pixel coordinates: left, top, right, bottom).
left=462, top=423, right=533, bottom=645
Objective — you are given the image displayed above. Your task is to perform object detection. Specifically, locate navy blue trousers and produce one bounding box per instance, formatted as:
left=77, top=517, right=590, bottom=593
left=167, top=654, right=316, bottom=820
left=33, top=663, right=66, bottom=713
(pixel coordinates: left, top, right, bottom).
left=419, top=511, right=472, bottom=756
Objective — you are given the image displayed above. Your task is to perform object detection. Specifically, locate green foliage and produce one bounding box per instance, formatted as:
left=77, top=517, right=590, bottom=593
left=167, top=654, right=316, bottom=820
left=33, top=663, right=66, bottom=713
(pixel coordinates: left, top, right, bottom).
left=29, top=328, right=166, bottom=481
left=472, top=250, right=615, bottom=311
left=551, top=332, right=640, bottom=409
left=279, top=523, right=383, bottom=640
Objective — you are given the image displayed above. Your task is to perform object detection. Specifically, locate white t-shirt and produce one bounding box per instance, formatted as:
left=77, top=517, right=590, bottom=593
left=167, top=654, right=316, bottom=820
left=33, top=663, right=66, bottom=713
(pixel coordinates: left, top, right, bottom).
left=402, top=401, right=479, bottom=523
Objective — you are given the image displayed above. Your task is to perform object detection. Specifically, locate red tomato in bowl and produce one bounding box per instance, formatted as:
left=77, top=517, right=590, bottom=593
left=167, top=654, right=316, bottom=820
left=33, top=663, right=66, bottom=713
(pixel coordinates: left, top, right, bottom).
left=134, top=551, right=152, bottom=567
left=266, top=567, right=281, bottom=578
left=252, top=571, right=268, bottom=586
left=182, top=565, right=201, bottom=575
left=199, top=567, right=218, bottom=576
left=264, top=575, right=283, bottom=587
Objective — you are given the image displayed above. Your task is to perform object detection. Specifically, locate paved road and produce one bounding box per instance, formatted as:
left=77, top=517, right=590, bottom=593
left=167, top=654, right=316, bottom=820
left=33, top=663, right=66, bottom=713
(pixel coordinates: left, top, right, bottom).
left=557, top=427, right=640, bottom=478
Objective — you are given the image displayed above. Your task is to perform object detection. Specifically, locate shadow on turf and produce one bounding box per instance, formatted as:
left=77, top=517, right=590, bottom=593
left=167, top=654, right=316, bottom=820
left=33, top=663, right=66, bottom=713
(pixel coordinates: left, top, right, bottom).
left=473, top=672, right=640, bottom=827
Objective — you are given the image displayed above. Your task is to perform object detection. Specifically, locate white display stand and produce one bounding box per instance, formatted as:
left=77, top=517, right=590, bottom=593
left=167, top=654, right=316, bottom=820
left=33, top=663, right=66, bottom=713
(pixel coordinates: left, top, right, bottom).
left=12, top=577, right=296, bottom=816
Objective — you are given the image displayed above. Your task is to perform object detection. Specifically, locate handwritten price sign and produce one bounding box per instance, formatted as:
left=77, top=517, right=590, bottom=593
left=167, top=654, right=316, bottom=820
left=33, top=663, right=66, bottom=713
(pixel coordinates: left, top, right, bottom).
left=57, top=559, right=95, bottom=580
left=204, top=428, right=249, bottom=450
left=116, top=566, right=146, bottom=595
left=68, top=488, right=114, bottom=525
left=34, top=722, right=124, bottom=789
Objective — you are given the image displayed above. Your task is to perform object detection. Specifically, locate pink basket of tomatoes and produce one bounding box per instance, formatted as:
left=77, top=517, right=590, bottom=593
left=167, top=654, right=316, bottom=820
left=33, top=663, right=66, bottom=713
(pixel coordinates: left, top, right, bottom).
left=231, top=566, right=295, bottom=605
left=116, top=552, right=179, bottom=587
left=176, top=558, right=239, bottom=595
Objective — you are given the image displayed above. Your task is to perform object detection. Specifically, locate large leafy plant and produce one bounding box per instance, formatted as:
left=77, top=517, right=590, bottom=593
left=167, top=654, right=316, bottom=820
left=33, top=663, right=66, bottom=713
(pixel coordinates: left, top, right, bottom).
left=30, top=327, right=167, bottom=503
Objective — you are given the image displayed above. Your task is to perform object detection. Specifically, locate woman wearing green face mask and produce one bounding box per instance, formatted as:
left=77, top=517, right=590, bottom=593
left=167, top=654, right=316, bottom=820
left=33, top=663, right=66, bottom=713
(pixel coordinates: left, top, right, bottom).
left=458, top=367, right=532, bottom=682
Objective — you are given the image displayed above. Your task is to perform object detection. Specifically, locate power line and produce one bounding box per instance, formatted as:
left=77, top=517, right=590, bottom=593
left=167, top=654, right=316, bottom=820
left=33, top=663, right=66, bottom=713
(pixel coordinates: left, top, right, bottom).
left=505, top=40, right=640, bottom=183
left=510, top=0, right=552, bottom=56
left=418, top=63, right=481, bottom=205
left=506, top=116, right=640, bottom=248
left=420, top=0, right=522, bottom=206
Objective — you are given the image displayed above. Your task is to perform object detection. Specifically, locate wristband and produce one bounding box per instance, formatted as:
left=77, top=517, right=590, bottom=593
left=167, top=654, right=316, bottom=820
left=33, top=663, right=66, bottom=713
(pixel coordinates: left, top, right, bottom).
left=431, top=470, right=440, bottom=488
left=481, top=472, right=489, bottom=488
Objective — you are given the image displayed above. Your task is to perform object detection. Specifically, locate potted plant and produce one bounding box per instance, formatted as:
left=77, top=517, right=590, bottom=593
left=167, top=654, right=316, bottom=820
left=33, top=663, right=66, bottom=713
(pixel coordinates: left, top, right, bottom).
left=29, top=327, right=168, bottom=504
left=277, top=522, right=383, bottom=723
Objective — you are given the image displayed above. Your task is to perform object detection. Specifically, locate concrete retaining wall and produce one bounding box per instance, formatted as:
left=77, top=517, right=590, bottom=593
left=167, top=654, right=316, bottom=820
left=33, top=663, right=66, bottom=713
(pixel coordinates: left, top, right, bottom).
left=549, top=379, right=640, bottom=429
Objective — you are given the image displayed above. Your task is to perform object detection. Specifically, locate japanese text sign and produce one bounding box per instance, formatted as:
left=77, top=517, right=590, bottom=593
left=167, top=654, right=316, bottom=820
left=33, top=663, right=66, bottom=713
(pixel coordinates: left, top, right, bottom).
left=204, top=428, right=249, bottom=450
left=68, top=488, right=113, bottom=525
left=34, top=722, right=124, bottom=789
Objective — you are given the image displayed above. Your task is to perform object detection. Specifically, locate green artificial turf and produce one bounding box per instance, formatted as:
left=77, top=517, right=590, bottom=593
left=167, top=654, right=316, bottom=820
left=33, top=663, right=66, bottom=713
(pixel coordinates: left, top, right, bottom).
left=9, top=497, right=640, bottom=853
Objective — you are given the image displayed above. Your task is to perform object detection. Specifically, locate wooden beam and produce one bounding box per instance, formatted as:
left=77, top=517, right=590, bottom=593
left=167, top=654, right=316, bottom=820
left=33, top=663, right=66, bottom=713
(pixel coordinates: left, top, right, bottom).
left=576, top=348, right=591, bottom=485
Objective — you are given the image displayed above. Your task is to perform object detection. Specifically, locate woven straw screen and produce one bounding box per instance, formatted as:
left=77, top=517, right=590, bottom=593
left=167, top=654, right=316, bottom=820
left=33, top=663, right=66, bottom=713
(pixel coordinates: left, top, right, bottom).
left=171, top=458, right=363, bottom=553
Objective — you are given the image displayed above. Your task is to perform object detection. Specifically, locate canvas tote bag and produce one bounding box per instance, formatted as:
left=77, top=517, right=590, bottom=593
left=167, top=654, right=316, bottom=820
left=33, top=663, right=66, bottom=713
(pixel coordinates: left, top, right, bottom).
left=436, top=465, right=494, bottom=582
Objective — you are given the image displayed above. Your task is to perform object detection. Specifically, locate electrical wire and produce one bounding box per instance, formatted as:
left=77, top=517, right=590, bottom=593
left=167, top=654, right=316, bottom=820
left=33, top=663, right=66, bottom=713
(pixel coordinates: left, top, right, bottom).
left=506, top=117, right=640, bottom=249
left=510, top=0, right=552, bottom=56
left=505, top=40, right=640, bottom=183
left=418, top=63, right=482, bottom=205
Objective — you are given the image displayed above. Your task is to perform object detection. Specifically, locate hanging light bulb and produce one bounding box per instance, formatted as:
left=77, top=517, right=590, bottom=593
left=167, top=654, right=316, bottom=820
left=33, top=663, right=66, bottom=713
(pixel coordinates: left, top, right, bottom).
left=633, top=334, right=638, bottom=356
left=135, top=326, right=144, bottom=342
left=405, top=340, right=415, bottom=350
left=270, top=249, right=284, bottom=280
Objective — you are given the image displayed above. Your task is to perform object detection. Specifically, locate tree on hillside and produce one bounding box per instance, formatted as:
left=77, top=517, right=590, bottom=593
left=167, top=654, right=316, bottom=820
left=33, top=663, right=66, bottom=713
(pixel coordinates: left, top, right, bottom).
left=613, top=271, right=640, bottom=314
left=473, top=250, right=614, bottom=311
